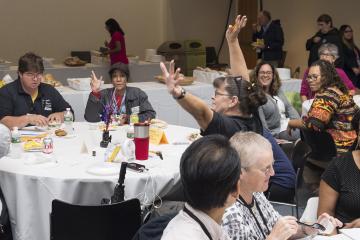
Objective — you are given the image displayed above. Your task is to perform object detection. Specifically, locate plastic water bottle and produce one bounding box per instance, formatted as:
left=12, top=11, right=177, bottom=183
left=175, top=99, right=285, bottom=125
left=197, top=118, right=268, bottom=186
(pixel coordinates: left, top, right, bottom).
left=10, top=127, right=22, bottom=158
left=64, top=108, right=74, bottom=135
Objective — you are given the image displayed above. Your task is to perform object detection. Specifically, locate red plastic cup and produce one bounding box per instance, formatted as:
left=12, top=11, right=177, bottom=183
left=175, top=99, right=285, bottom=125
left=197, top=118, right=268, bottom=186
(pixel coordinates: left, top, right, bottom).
left=134, top=123, right=150, bottom=160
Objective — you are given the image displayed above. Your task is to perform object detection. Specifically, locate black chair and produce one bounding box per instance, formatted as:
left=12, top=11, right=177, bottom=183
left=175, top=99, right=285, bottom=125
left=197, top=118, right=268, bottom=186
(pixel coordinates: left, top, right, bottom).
left=270, top=139, right=311, bottom=218
left=205, top=47, right=228, bottom=70
left=132, top=213, right=177, bottom=240
left=300, top=129, right=337, bottom=168
left=50, top=198, right=141, bottom=240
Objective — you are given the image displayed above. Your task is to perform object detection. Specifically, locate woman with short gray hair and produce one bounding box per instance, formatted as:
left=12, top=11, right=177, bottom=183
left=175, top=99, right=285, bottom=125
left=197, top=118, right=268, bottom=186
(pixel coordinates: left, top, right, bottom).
left=300, top=43, right=355, bottom=102
left=222, top=131, right=342, bottom=240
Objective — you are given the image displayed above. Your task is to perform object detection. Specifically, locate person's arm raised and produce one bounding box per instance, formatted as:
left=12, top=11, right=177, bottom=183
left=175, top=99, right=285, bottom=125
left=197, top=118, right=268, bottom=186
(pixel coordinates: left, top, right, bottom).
left=226, top=14, right=249, bottom=81
left=160, top=61, right=213, bottom=130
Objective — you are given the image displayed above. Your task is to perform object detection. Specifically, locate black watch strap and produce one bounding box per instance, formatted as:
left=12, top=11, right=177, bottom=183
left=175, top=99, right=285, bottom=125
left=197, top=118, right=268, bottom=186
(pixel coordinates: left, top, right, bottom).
left=173, top=87, right=186, bottom=100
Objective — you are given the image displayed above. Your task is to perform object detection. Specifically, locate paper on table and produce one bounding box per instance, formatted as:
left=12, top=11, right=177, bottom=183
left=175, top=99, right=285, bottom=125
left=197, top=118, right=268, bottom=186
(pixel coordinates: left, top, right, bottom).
left=340, top=228, right=360, bottom=240
left=311, top=234, right=352, bottom=239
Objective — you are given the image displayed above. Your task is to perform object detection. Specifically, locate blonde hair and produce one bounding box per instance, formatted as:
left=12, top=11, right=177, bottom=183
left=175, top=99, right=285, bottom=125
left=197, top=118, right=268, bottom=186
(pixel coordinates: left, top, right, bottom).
left=230, top=131, right=272, bottom=168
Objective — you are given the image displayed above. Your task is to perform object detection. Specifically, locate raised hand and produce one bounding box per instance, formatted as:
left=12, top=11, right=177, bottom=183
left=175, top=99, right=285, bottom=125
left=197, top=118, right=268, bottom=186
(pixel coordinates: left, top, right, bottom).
left=160, top=60, right=184, bottom=97
left=226, top=15, right=248, bottom=43
left=90, top=70, right=103, bottom=93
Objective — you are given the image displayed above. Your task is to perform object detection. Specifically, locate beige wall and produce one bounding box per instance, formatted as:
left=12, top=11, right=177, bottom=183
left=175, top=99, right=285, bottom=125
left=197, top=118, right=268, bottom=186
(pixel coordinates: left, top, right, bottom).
left=164, top=0, right=236, bottom=64
left=0, top=0, right=236, bottom=66
left=263, top=0, right=360, bottom=76
left=0, top=0, right=165, bottom=63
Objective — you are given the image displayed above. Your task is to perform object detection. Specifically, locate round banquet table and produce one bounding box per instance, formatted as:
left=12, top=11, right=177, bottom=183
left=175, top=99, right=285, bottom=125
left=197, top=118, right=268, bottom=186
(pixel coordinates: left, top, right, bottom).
left=0, top=122, right=197, bottom=240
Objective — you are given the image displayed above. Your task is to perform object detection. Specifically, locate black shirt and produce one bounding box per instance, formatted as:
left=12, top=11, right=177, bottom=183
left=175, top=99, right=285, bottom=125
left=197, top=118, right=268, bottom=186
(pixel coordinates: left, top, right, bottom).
left=0, top=79, right=72, bottom=120
left=322, top=151, right=360, bottom=223
left=201, top=111, right=296, bottom=189
left=201, top=111, right=263, bottom=138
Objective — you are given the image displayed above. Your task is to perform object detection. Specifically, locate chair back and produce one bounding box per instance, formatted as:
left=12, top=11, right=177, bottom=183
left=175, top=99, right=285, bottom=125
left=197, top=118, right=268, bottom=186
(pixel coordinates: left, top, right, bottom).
left=132, top=213, right=177, bottom=240
left=50, top=198, right=141, bottom=240
left=291, top=139, right=312, bottom=187
left=300, top=129, right=337, bottom=162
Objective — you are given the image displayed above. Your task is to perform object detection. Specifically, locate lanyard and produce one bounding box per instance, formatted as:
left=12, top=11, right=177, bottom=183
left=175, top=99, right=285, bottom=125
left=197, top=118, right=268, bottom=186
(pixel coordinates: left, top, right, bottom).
left=111, top=89, right=126, bottom=115
left=183, top=206, right=213, bottom=240
left=237, top=196, right=270, bottom=239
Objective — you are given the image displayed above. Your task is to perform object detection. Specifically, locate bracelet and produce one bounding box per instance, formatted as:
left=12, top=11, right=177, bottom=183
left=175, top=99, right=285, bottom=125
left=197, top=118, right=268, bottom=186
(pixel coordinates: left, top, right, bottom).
left=173, top=87, right=186, bottom=100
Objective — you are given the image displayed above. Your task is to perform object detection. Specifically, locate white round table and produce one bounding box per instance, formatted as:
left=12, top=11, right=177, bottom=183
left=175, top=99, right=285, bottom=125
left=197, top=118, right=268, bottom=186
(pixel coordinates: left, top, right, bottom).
left=0, top=122, right=197, bottom=240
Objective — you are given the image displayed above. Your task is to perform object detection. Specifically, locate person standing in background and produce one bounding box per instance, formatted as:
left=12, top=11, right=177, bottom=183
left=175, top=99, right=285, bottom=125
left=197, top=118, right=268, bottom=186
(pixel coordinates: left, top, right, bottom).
left=104, top=18, right=129, bottom=70
left=306, top=14, right=343, bottom=68
left=339, top=24, right=360, bottom=88
left=252, top=10, right=284, bottom=67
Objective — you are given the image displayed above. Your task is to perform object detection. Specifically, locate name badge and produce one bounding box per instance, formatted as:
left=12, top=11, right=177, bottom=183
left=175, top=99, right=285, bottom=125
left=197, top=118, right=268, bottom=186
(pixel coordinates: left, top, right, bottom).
left=43, top=99, right=52, bottom=111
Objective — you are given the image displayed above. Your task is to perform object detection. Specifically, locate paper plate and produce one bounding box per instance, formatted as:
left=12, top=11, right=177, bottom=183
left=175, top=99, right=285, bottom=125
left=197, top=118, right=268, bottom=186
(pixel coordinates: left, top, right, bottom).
left=86, top=164, right=120, bottom=176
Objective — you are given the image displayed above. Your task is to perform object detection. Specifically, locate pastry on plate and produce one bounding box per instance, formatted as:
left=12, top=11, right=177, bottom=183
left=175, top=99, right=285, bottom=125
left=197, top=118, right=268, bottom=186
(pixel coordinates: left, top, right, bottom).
left=55, top=129, right=67, bottom=137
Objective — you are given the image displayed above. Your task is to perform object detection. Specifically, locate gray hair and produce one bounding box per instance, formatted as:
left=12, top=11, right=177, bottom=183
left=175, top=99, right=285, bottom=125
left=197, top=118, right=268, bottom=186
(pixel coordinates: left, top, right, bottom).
left=0, top=124, right=10, bottom=158
left=318, top=43, right=339, bottom=59
left=230, top=131, right=272, bottom=168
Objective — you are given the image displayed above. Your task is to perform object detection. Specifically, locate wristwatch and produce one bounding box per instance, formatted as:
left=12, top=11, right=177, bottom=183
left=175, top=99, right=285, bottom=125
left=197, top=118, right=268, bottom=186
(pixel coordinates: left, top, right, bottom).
left=173, top=87, right=186, bottom=100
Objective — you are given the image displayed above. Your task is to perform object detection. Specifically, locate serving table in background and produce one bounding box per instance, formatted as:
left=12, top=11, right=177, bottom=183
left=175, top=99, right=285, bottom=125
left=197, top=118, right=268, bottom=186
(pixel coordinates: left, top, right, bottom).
left=0, top=123, right=197, bottom=240
left=59, top=81, right=213, bottom=128
left=0, top=61, right=166, bottom=85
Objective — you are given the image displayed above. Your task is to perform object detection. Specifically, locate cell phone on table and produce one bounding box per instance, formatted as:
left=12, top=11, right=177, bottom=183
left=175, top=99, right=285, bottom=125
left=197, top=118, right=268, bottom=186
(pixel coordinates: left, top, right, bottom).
left=127, top=163, right=147, bottom=173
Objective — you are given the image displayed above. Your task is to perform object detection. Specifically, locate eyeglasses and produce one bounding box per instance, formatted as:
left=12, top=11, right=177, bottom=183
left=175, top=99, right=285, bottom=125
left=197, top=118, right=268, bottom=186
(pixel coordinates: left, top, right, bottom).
left=23, top=72, right=43, bottom=79
left=259, top=71, right=273, bottom=75
left=344, top=30, right=353, bottom=33
left=214, top=90, right=231, bottom=97
left=319, top=52, right=335, bottom=57
left=306, top=74, right=321, bottom=82
left=243, top=162, right=274, bottom=176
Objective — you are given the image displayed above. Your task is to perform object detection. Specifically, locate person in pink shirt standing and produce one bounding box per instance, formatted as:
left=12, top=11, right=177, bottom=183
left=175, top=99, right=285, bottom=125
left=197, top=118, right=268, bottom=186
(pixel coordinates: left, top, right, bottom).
left=300, top=43, right=355, bottom=102
left=104, top=18, right=129, bottom=69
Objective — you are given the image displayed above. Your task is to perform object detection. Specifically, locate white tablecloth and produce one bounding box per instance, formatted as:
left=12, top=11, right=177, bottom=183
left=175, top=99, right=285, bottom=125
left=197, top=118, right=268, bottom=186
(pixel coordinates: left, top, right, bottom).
left=281, top=78, right=302, bottom=93
left=58, top=81, right=213, bottom=128
left=0, top=123, right=197, bottom=240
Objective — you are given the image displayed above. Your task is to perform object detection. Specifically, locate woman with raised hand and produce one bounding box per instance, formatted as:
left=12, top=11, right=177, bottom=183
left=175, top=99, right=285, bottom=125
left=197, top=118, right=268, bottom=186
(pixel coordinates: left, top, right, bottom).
left=160, top=14, right=296, bottom=203
left=84, top=65, right=155, bottom=123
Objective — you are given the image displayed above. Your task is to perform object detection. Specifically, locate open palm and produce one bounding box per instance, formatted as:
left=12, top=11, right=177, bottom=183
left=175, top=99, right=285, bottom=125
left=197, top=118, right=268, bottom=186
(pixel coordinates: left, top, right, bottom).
left=226, top=15, right=248, bottom=43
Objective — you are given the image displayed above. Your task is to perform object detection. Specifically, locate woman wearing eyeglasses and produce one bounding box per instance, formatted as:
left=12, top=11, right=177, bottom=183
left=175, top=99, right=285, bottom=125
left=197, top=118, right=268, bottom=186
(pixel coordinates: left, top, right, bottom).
left=160, top=15, right=296, bottom=204
left=251, top=62, right=300, bottom=141
left=288, top=59, right=359, bottom=153
left=340, top=25, right=360, bottom=88
left=300, top=43, right=355, bottom=103
left=222, top=131, right=342, bottom=240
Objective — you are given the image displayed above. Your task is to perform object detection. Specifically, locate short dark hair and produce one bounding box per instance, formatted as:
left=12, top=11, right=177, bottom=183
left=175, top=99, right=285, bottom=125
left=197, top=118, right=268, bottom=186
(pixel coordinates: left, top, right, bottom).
left=108, top=65, right=129, bottom=79
left=252, top=61, right=281, bottom=96
left=317, top=14, right=333, bottom=27
left=310, top=59, right=348, bottom=94
left=261, top=10, right=271, bottom=20
left=18, top=52, right=44, bottom=74
left=180, top=134, right=241, bottom=211
left=213, top=76, right=267, bottom=115
left=105, top=18, right=125, bottom=36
